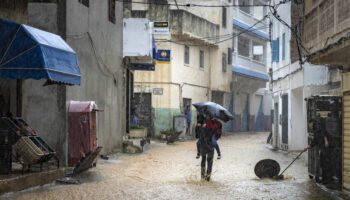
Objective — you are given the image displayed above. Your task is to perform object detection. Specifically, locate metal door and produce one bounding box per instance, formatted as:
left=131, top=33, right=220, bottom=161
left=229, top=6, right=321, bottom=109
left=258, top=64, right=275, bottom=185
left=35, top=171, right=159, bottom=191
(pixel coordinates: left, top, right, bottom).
left=344, top=93, right=350, bottom=189
left=241, top=93, right=250, bottom=132
left=224, top=93, right=234, bottom=132
left=282, top=94, right=288, bottom=145
left=274, top=103, right=279, bottom=148
left=134, top=93, right=153, bottom=137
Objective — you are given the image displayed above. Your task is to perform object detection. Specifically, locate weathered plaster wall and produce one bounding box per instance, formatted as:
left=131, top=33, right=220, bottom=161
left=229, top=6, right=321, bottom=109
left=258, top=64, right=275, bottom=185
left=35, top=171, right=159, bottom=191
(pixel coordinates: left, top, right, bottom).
left=65, top=0, right=125, bottom=155
left=23, top=2, right=68, bottom=163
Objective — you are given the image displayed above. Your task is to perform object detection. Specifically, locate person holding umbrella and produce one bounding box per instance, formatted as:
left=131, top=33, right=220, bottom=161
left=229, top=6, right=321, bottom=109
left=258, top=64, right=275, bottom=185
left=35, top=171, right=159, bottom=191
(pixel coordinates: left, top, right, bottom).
left=198, top=112, right=215, bottom=181
left=193, top=101, right=234, bottom=180
left=195, top=111, right=205, bottom=159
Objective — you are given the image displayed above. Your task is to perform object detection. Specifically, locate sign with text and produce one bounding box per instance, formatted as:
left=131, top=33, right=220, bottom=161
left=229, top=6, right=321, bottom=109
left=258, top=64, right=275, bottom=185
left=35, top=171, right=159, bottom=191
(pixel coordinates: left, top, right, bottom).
left=153, top=88, right=163, bottom=95
left=153, top=21, right=170, bottom=35
left=156, top=50, right=171, bottom=63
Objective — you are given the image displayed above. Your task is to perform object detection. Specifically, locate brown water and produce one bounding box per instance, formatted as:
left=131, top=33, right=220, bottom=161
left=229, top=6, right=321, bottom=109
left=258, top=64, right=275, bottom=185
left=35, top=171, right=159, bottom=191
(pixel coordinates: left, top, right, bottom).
left=0, top=133, right=345, bottom=200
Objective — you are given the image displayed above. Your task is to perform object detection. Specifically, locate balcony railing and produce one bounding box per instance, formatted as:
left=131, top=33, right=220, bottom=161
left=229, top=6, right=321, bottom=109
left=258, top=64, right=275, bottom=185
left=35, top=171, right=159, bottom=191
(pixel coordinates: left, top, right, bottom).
left=233, top=52, right=267, bottom=74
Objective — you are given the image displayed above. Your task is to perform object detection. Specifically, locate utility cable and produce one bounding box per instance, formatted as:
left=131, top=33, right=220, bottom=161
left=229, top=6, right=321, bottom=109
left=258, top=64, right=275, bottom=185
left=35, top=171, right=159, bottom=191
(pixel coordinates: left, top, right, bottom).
left=155, top=15, right=269, bottom=46
left=118, top=0, right=272, bottom=8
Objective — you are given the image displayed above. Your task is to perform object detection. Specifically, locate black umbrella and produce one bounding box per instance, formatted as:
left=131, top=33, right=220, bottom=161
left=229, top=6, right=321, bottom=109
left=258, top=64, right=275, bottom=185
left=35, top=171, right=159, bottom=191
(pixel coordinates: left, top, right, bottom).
left=192, top=101, right=234, bottom=122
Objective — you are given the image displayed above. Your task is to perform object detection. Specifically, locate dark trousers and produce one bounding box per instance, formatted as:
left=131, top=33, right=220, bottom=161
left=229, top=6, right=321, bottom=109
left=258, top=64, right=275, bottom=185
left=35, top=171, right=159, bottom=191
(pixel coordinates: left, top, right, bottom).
left=196, top=140, right=200, bottom=155
left=197, top=137, right=220, bottom=156
left=201, top=148, right=214, bottom=178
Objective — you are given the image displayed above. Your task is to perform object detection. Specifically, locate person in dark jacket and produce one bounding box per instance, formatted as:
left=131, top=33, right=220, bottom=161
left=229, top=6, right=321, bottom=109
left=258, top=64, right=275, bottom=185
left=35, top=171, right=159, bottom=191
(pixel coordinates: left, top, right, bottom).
left=195, top=112, right=205, bottom=159
left=198, top=114, right=215, bottom=181
left=306, top=118, right=332, bottom=184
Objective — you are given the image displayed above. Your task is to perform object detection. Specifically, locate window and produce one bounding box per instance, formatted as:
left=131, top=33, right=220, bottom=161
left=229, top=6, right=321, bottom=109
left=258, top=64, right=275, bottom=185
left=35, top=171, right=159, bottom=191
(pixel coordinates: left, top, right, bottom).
left=222, top=53, right=227, bottom=72
left=238, top=36, right=250, bottom=57
left=282, top=33, right=286, bottom=60
left=228, top=48, right=232, bottom=65
left=108, top=0, right=116, bottom=24
left=0, top=0, right=15, bottom=9
left=239, top=0, right=251, bottom=14
left=272, top=38, right=280, bottom=62
left=79, top=0, right=89, bottom=7
left=184, top=45, right=190, bottom=64
left=252, top=41, right=264, bottom=62
left=199, top=50, right=204, bottom=68
left=222, top=7, right=227, bottom=28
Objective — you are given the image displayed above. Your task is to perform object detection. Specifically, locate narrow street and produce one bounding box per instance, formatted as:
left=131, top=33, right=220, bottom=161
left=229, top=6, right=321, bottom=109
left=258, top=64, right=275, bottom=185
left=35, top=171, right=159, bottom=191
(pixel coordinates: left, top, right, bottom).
left=0, top=132, right=343, bottom=200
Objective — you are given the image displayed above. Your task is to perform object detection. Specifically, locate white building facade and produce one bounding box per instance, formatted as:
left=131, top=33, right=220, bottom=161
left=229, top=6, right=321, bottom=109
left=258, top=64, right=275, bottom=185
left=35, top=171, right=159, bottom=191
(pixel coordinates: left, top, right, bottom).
left=270, top=1, right=340, bottom=151
left=229, top=0, right=271, bottom=132
left=126, top=0, right=233, bottom=136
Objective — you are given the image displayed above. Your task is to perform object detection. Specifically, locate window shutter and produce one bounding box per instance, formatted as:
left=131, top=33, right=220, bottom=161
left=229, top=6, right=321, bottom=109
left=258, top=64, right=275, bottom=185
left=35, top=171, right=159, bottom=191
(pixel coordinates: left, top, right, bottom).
left=272, top=39, right=280, bottom=63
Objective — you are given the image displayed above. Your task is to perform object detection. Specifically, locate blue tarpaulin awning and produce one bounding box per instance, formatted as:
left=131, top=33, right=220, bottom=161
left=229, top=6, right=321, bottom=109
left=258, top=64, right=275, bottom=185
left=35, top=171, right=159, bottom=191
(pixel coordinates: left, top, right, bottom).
left=0, top=18, right=81, bottom=85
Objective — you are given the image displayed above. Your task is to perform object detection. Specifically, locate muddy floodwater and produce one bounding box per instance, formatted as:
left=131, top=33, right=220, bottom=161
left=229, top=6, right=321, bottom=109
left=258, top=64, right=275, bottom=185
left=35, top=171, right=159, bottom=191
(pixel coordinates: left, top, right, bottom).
left=1, top=132, right=347, bottom=200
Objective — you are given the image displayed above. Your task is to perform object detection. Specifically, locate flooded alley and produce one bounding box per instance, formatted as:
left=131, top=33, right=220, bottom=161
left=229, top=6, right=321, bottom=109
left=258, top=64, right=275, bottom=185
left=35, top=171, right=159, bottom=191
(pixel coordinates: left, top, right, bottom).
left=0, top=132, right=345, bottom=200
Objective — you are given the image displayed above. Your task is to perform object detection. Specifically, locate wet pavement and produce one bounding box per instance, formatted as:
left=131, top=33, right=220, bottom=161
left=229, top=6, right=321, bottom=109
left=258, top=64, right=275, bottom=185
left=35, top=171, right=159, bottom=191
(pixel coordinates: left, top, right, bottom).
left=1, top=132, right=348, bottom=200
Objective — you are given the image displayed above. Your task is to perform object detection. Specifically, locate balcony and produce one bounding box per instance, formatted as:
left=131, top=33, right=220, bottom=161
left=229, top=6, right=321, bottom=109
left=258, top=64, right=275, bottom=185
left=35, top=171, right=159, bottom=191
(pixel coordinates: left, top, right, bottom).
left=169, top=10, right=220, bottom=46
left=303, top=0, right=350, bottom=66
left=232, top=52, right=267, bottom=75
left=233, top=8, right=269, bottom=35
left=137, top=5, right=219, bottom=46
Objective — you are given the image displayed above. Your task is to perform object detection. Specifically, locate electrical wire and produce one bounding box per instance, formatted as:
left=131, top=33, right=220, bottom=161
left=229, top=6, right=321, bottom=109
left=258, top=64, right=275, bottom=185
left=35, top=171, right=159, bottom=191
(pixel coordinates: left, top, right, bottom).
left=215, top=15, right=269, bottom=44
left=118, top=0, right=271, bottom=8
left=155, top=15, right=269, bottom=46
left=203, top=25, right=269, bottom=40
left=268, top=0, right=308, bottom=65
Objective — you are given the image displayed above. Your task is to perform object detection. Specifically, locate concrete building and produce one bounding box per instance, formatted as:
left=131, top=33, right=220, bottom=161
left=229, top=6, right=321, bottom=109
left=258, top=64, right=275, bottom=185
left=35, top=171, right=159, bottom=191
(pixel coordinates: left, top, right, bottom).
left=301, top=0, right=350, bottom=191
left=0, top=0, right=125, bottom=165
left=229, top=0, right=271, bottom=132
left=126, top=0, right=233, bottom=136
left=270, top=0, right=342, bottom=152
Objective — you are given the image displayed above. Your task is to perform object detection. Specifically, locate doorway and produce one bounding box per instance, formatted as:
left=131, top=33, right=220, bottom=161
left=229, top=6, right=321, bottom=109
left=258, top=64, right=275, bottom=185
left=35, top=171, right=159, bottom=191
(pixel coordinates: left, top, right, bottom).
left=183, top=98, right=192, bottom=135
left=274, top=102, right=279, bottom=148
left=281, top=94, right=288, bottom=149
left=133, top=93, right=153, bottom=137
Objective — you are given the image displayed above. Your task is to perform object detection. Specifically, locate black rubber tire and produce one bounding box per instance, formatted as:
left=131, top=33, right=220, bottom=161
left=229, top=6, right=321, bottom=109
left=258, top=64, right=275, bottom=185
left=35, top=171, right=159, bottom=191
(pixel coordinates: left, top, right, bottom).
left=254, top=159, right=280, bottom=179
